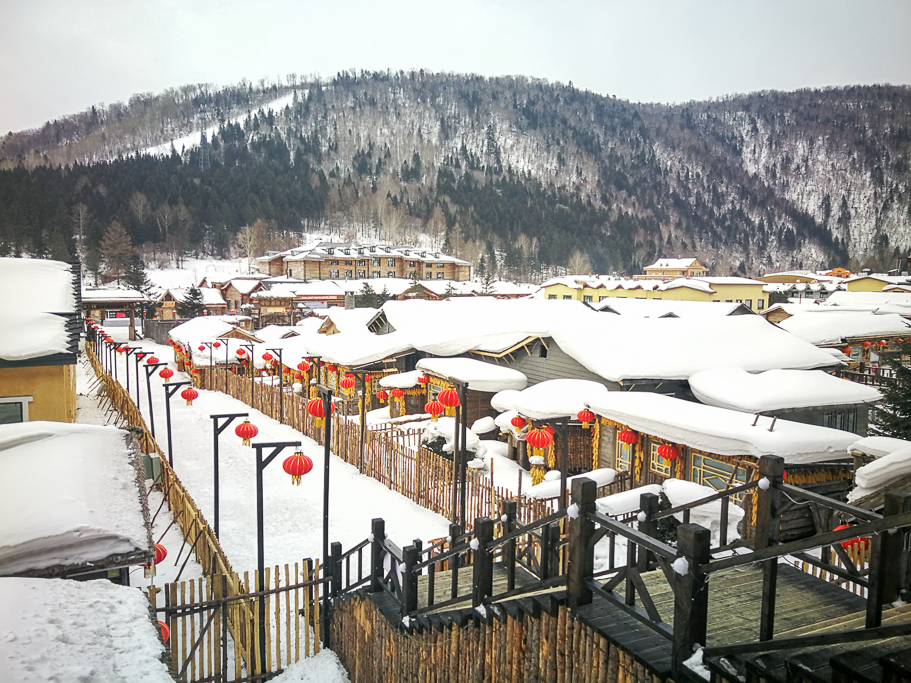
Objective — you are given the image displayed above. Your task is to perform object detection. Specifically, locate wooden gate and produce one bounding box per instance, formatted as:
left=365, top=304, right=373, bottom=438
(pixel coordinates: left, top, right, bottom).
left=149, top=559, right=323, bottom=682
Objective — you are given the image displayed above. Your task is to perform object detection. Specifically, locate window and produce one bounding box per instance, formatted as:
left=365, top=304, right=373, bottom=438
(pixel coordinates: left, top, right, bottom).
left=616, top=437, right=633, bottom=473
left=736, top=299, right=742, bottom=304
left=745, top=299, right=752, bottom=309
left=408, top=272, right=416, bottom=279
left=437, top=263, right=444, bottom=268
left=758, top=299, right=765, bottom=310
left=329, top=269, right=339, bottom=278
left=599, top=296, right=607, bottom=301
left=436, top=272, right=443, bottom=279
left=563, top=295, right=572, bottom=300
left=357, top=270, right=366, bottom=278
left=583, top=295, right=592, bottom=303
left=408, top=261, right=416, bottom=267
left=823, top=409, right=857, bottom=432
left=326, top=248, right=334, bottom=255
left=0, top=396, right=33, bottom=424
left=690, top=453, right=747, bottom=498
left=372, top=271, right=380, bottom=278
left=425, top=273, right=433, bottom=280
left=548, top=294, right=557, bottom=300
left=387, top=270, right=395, bottom=277
left=358, top=260, right=366, bottom=266
left=345, top=270, right=353, bottom=278
left=387, top=258, right=395, bottom=267
left=329, top=259, right=339, bottom=265
left=649, top=443, right=672, bottom=477
left=345, top=260, right=353, bottom=266
left=373, top=258, right=381, bottom=266
left=343, top=248, right=350, bottom=255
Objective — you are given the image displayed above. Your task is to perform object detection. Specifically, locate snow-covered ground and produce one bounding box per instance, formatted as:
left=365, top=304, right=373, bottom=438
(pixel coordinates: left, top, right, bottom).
left=145, top=257, right=253, bottom=290
left=100, top=325, right=451, bottom=571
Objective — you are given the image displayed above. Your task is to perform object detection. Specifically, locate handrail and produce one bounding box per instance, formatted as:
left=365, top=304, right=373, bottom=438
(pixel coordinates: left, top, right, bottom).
left=487, top=508, right=569, bottom=549
left=378, top=537, right=403, bottom=563
left=701, top=510, right=911, bottom=574
left=651, top=480, right=757, bottom=521
left=588, top=510, right=678, bottom=560
left=779, top=483, right=882, bottom=522
left=412, top=540, right=471, bottom=572
left=339, top=538, right=369, bottom=560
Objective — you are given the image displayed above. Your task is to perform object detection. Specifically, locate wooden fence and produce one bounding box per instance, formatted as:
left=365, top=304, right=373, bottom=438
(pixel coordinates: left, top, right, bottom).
left=84, top=343, right=323, bottom=681
left=788, top=539, right=872, bottom=597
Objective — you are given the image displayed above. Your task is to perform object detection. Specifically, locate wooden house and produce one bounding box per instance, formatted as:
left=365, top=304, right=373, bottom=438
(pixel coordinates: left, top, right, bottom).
left=641, top=257, right=708, bottom=279
left=220, top=278, right=268, bottom=313
left=81, top=287, right=149, bottom=341
left=0, top=258, right=80, bottom=424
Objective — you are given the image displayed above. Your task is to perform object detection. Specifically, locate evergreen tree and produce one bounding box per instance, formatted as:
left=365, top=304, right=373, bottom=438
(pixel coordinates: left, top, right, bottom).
left=99, top=219, right=134, bottom=283
left=480, top=270, right=496, bottom=296
left=84, top=247, right=104, bottom=286
left=123, top=254, right=158, bottom=319
left=176, top=286, right=206, bottom=318
left=356, top=282, right=378, bottom=308
left=871, top=342, right=911, bottom=440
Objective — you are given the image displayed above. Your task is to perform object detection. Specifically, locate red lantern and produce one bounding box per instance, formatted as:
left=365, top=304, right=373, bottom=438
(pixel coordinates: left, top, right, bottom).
left=294, top=372, right=303, bottom=380
left=159, top=367, right=174, bottom=383
left=236, top=348, right=245, bottom=356
left=862, top=341, right=872, bottom=348
left=158, top=621, right=170, bottom=642
left=297, top=360, right=310, bottom=372
left=198, top=345, right=205, bottom=352
left=181, top=387, right=199, bottom=405
left=834, top=524, right=870, bottom=550
left=577, top=409, right=595, bottom=429
left=213, top=341, right=221, bottom=349
left=897, top=338, right=904, bottom=344
left=376, top=390, right=389, bottom=402
left=307, top=397, right=327, bottom=427
left=282, top=366, right=291, bottom=374
left=191, top=368, right=200, bottom=375
left=657, top=444, right=679, bottom=460
left=340, top=376, right=355, bottom=393
left=144, top=543, right=167, bottom=567
left=425, top=400, right=445, bottom=421
left=235, top=420, right=258, bottom=446
left=526, top=428, right=554, bottom=456
left=618, top=430, right=638, bottom=445
left=843, top=347, right=852, bottom=355
left=511, top=415, right=527, bottom=430
left=283, top=451, right=313, bottom=485
left=418, top=374, right=429, bottom=385
left=543, top=425, right=555, bottom=436
left=146, top=356, right=159, bottom=365
left=390, top=388, right=404, bottom=399
left=262, top=352, right=273, bottom=362
left=117, top=346, right=125, bottom=354
left=438, top=388, right=460, bottom=408
left=365, top=374, right=372, bottom=382
left=326, top=363, right=337, bottom=372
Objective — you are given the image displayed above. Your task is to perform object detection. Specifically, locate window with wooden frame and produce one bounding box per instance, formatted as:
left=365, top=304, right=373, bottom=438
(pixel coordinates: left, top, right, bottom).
left=690, top=453, right=748, bottom=499
left=649, top=442, right=672, bottom=477
left=616, top=436, right=633, bottom=473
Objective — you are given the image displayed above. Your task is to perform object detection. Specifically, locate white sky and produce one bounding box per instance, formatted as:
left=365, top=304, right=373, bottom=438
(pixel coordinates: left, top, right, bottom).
left=1, top=0, right=910, bottom=133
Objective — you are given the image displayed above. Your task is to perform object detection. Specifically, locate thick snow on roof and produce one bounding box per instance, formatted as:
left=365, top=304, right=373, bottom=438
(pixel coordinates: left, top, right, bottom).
left=853, top=446, right=911, bottom=492
left=586, top=392, right=857, bottom=463
left=0, top=312, right=71, bottom=361
left=0, top=577, right=174, bottom=683
left=645, top=257, right=701, bottom=270
left=689, top=368, right=882, bottom=412
left=849, top=436, right=911, bottom=459
left=379, top=370, right=422, bottom=389
left=824, top=291, right=911, bottom=311
left=81, top=287, right=148, bottom=302
left=416, top=357, right=527, bottom=392
left=322, top=306, right=378, bottom=333
left=167, top=287, right=226, bottom=306
left=0, top=422, right=149, bottom=575
left=169, top=316, right=239, bottom=346
left=596, top=298, right=749, bottom=318
left=226, top=278, right=267, bottom=294
left=526, top=468, right=616, bottom=500
left=256, top=325, right=298, bottom=341
left=657, top=278, right=716, bottom=294
left=0, top=257, right=75, bottom=312
left=492, top=379, right=610, bottom=419
left=777, top=311, right=911, bottom=345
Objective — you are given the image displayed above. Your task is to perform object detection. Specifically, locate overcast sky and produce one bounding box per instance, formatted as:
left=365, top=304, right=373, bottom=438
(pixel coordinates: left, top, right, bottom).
left=2, top=0, right=909, bottom=133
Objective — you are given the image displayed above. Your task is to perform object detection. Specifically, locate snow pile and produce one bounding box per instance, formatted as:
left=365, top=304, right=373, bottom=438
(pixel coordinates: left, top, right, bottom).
left=321, top=306, right=378, bottom=334
left=778, top=312, right=910, bottom=346
left=0, top=577, right=173, bottom=683
left=849, top=436, right=911, bottom=459
left=689, top=367, right=881, bottom=412
left=525, top=468, right=616, bottom=500
left=491, top=390, right=522, bottom=412
left=587, top=392, right=857, bottom=464
left=476, top=441, right=531, bottom=494
left=379, top=370, right=422, bottom=389
left=269, top=649, right=351, bottom=683
left=416, top=357, right=527, bottom=392
left=0, top=312, right=71, bottom=361
left=255, top=324, right=299, bottom=341
left=421, top=417, right=483, bottom=456
left=0, top=257, right=75, bottom=313
left=683, top=647, right=711, bottom=681
left=664, top=479, right=744, bottom=544
left=0, top=422, right=149, bottom=575
left=492, top=379, right=610, bottom=420
left=596, top=485, right=662, bottom=517
left=853, top=446, right=911, bottom=492
left=169, top=316, right=243, bottom=347
left=82, top=287, right=148, bottom=303
left=471, top=416, right=498, bottom=434
left=597, top=298, right=746, bottom=318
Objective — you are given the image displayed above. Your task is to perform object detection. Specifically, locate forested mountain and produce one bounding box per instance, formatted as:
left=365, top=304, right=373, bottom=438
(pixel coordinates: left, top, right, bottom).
left=1, top=72, right=909, bottom=279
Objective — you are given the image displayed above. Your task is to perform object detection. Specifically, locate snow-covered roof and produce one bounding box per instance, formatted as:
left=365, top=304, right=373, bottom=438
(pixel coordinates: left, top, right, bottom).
left=823, top=291, right=911, bottom=311
left=379, top=369, right=422, bottom=389
left=256, top=325, right=299, bottom=341
left=645, top=257, right=702, bottom=270
left=688, top=368, right=882, bottom=413
left=0, top=312, right=73, bottom=361
left=165, top=287, right=226, bottom=306
left=282, top=242, right=470, bottom=265
left=0, top=577, right=174, bottom=683
left=81, top=287, right=149, bottom=303
left=416, top=357, right=528, bottom=392
left=491, top=379, right=611, bottom=420
left=225, top=278, right=267, bottom=294
left=777, top=311, right=911, bottom=345
left=526, top=468, right=617, bottom=500
left=0, top=257, right=75, bottom=312
left=851, top=446, right=911, bottom=499
left=849, top=436, right=911, bottom=459
left=0, top=422, right=150, bottom=576
left=586, top=392, right=857, bottom=463
left=168, top=316, right=242, bottom=347
left=321, top=306, right=379, bottom=334
left=596, top=298, right=750, bottom=318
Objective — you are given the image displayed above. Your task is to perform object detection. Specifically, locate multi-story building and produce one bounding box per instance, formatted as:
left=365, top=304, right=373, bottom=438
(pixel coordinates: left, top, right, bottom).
left=256, top=243, right=471, bottom=281
left=641, top=257, right=708, bottom=279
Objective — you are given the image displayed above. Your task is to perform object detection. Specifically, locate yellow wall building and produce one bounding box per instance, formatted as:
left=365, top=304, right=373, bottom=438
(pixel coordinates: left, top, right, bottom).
left=0, top=365, right=76, bottom=422
left=641, top=257, right=708, bottom=280
left=541, top=277, right=768, bottom=312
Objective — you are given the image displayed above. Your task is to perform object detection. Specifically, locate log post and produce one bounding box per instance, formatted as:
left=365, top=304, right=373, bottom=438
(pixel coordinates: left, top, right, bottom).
left=402, top=544, right=419, bottom=618
left=672, top=523, right=711, bottom=680
left=754, top=455, right=784, bottom=641
left=370, top=518, right=385, bottom=593
left=637, top=492, right=660, bottom=574
left=330, top=541, right=342, bottom=597
left=540, top=522, right=561, bottom=581
left=502, top=500, right=518, bottom=592
left=449, top=522, right=462, bottom=598
left=869, top=492, right=911, bottom=626
left=567, top=477, right=597, bottom=608
left=472, top=517, right=494, bottom=609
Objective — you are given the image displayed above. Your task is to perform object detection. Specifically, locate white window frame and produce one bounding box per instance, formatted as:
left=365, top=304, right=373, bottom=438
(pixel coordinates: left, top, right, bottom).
left=0, top=395, right=33, bottom=423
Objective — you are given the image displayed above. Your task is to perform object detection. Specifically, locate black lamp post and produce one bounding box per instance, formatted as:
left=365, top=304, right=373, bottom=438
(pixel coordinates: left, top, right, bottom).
left=162, top=380, right=191, bottom=467
left=209, top=412, right=248, bottom=538
left=122, top=346, right=139, bottom=395
left=266, top=347, right=284, bottom=424
left=200, top=341, right=215, bottom=387
left=239, top=343, right=255, bottom=405
left=133, top=351, right=147, bottom=408
left=143, top=362, right=167, bottom=438
left=447, top=377, right=470, bottom=526
left=216, top=337, right=231, bottom=393
left=316, top=384, right=333, bottom=649
left=111, top=343, right=124, bottom=381
left=540, top=418, right=571, bottom=510
left=251, top=439, right=300, bottom=672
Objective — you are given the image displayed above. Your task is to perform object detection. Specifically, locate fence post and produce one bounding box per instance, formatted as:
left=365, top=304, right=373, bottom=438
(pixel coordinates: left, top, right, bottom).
left=449, top=522, right=462, bottom=597
left=540, top=521, right=560, bottom=581
left=370, top=518, right=385, bottom=592
left=869, top=492, right=911, bottom=626
left=401, top=544, right=419, bottom=619
left=501, top=500, right=518, bottom=592
left=472, top=517, right=494, bottom=609
left=567, top=477, right=596, bottom=608
left=637, top=492, right=660, bottom=574
left=755, top=455, right=784, bottom=641
left=672, top=523, right=711, bottom=680
left=330, top=541, right=342, bottom=597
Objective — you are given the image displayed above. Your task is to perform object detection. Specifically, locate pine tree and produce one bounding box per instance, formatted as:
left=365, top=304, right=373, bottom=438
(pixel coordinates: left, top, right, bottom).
left=480, top=270, right=496, bottom=296
left=176, top=286, right=206, bottom=319
left=99, top=219, right=134, bottom=282
left=123, top=254, right=158, bottom=319
left=356, top=282, right=378, bottom=308
left=871, top=341, right=911, bottom=440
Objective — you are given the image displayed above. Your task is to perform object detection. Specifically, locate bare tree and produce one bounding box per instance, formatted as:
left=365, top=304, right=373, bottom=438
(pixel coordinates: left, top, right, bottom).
left=128, top=191, right=151, bottom=225
left=155, top=203, right=174, bottom=241
left=566, top=249, right=592, bottom=275
left=70, top=203, right=91, bottom=247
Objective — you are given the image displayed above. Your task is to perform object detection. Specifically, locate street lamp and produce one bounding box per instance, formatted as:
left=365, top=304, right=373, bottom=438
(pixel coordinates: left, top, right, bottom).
left=143, top=360, right=167, bottom=438
left=266, top=347, right=285, bottom=425
left=216, top=337, right=231, bottom=393
left=238, top=342, right=255, bottom=405
left=209, top=412, right=248, bottom=538
left=200, top=341, right=216, bottom=387
left=162, top=380, right=191, bottom=467
left=312, top=384, right=334, bottom=649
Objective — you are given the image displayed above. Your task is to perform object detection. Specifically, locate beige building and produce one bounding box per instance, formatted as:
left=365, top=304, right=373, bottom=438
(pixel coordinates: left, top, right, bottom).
left=641, top=257, right=708, bottom=280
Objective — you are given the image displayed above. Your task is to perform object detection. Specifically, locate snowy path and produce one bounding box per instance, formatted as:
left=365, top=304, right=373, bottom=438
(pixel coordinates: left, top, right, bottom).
left=100, top=326, right=451, bottom=573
